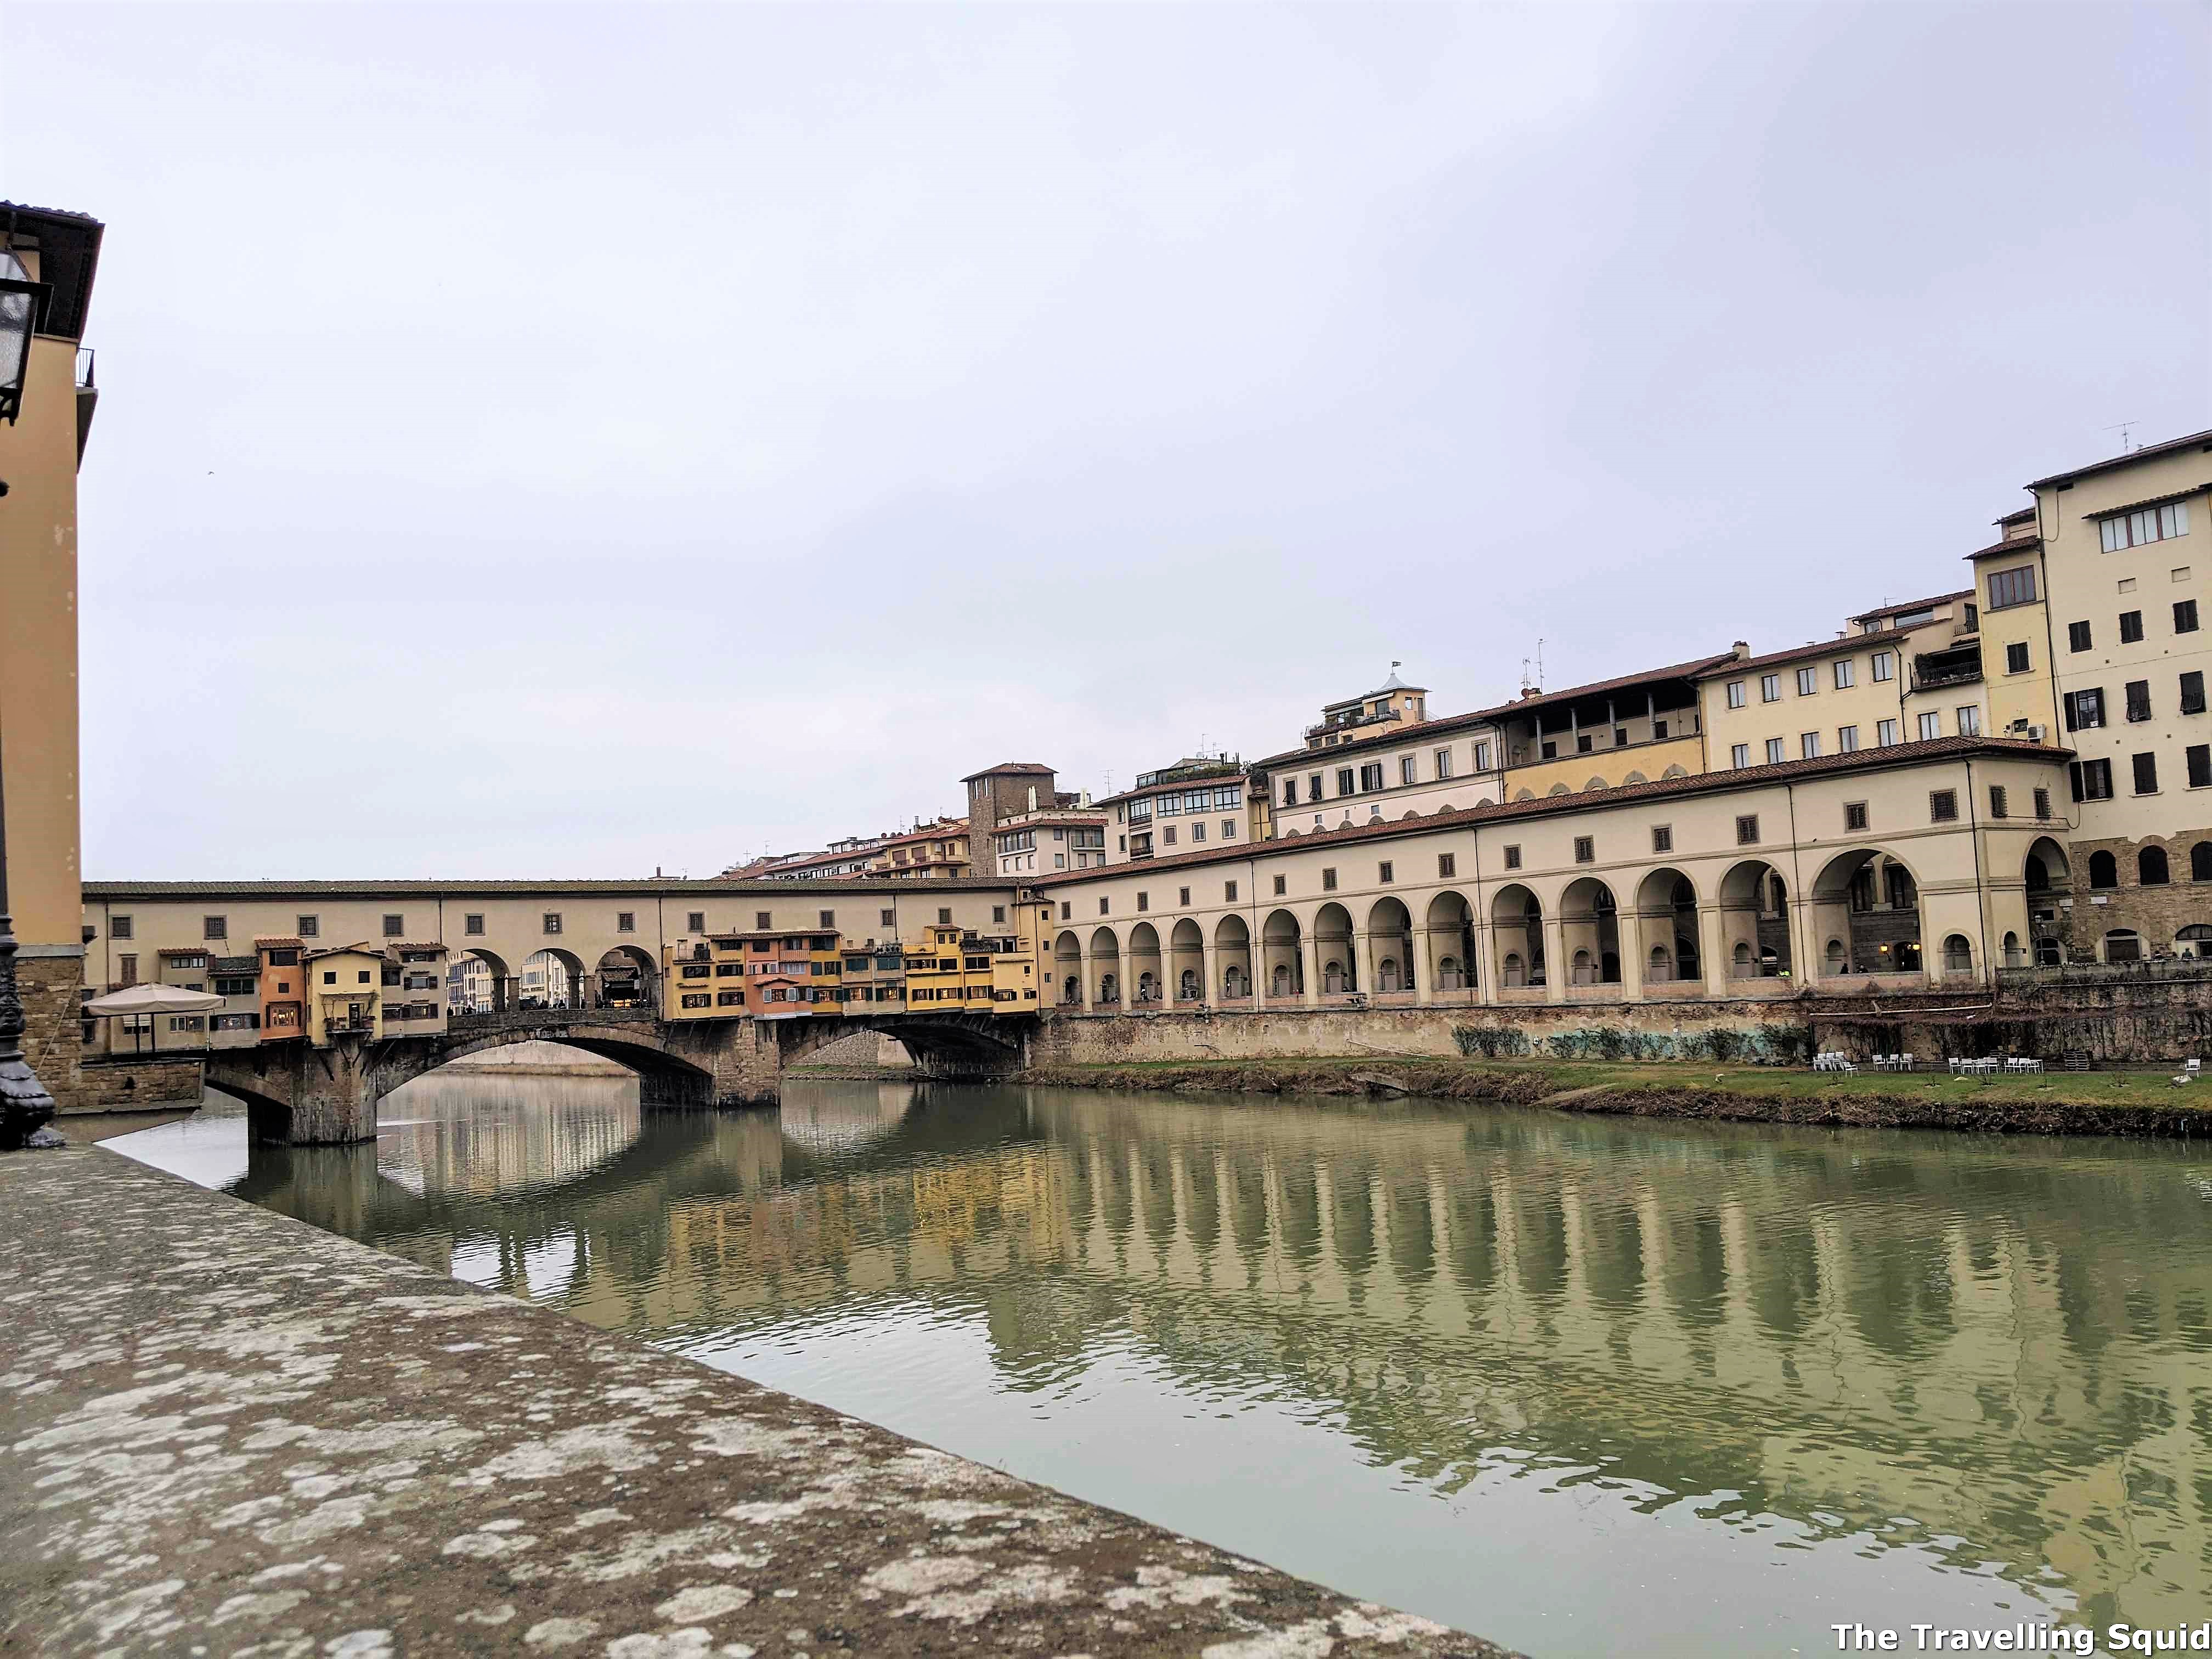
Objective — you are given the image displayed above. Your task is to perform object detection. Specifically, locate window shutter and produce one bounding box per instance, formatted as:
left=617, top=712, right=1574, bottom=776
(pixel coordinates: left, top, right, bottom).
left=2063, top=695, right=2078, bottom=732
left=2068, top=761, right=2084, bottom=802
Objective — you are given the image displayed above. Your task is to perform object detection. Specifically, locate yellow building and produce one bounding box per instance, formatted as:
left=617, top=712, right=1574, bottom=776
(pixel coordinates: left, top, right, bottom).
left=303, top=945, right=389, bottom=1046
left=1, top=201, right=103, bottom=1122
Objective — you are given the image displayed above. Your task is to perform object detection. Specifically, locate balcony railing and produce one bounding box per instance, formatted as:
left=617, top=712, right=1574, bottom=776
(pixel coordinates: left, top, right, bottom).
left=1305, top=710, right=1400, bottom=743
left=75, top=347, right=95, bottom=389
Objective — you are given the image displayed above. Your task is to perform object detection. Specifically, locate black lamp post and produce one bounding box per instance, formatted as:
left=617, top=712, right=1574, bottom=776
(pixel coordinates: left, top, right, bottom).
left=0, top=254, right=59, bottom=1150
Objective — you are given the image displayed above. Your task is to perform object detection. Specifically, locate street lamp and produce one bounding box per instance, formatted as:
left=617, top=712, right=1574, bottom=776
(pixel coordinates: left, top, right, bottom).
left=0, top=249, right=58, bottom=1149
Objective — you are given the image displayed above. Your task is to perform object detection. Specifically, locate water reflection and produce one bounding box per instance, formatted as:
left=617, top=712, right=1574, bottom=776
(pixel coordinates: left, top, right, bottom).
left=120, top=1076, right=2212, bottom=1657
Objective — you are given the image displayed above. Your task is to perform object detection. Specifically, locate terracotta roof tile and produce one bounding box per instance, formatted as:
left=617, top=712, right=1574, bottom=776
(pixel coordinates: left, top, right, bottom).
left=1848, top=590, right=1972, bottom=622
left=2027, top=428, right=2212, bottom=490
left=1965, top=536, right=2042, bottom=562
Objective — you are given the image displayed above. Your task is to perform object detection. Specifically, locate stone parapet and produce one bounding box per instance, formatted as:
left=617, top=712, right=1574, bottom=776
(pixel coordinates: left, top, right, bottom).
left=13, top=951, right=84, bottom=1115
left=0, top=1147, right=1510, bottom=1658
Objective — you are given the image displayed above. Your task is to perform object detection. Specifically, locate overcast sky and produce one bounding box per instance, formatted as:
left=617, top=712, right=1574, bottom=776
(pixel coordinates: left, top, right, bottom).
left=10, top=3, right=2206, bottom=879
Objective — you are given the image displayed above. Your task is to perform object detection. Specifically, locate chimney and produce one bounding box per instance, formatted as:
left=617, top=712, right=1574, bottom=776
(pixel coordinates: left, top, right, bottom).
left=1732, top=640, right=1750, bottom=659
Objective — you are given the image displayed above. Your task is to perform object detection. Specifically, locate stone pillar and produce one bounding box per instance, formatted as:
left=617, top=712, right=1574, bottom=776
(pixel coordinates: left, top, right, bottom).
left=1356, top=931, right=1378, bottom=996
left=1201, top=940, right=1218, bottom=1007
left=1301, top=938, right=1322, bottom=1007
left=1617, top=915, right=1645, bottom=1002
left=1411, top=927, right=1433, bottom=1001
left=1543, top=916, right=1567, bottom=1003
left=1699, top=905, right=1731, bottom=1000
left=1079, top=945, right=1094, bottom=1011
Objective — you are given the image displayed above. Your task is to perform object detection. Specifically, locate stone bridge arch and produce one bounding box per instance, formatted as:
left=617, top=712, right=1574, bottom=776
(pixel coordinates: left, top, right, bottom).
left=774, top=1010, right=1029, bottom=1080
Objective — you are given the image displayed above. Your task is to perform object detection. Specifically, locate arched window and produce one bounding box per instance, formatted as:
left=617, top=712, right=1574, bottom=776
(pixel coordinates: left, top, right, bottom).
left=1271, top=964, right=1291, bottom=997
left=1571, top=949, right=1594, bottom=985
left=1503, top=952, right=1526, bottom=988
left=2140, top=845, right=2170, bottom=885
left=2089, top=850, right=2118, bottom=889
left=1378, top=957, right=1400, bottom=992
left=2103, top=930, right=2141, bottom=964
left=1825, top=938, right=1846, bottom=973
left=2025, top=854, right=2051, bottom=892
left=1942, top=934, right=1973, bottom=973
left=1648, top=944, right=1673, bottom=981
left=1224, top=965, right=1247, bottom=998
left=1179, top=969, right=1198, bottom=1000
left=1437, top=955, right=1462, bottom=990
left=2002, top=931, right=2024, bottom=967
left=1732, top=941, right=1753, bottom=972
left=1662, top=765, right=1689, bottom=779
left=1137, top=972, right=1158, bottom=1003
left=1548, top=783, right=1571, bottom=797
left=2179, top=925, right=2212, bottom=959
left=2195, top=842, right=2212, bottom=883
left=1323, top=961, right=1346, bottom=994
left=1099, top=973, right=1118, bottom=1003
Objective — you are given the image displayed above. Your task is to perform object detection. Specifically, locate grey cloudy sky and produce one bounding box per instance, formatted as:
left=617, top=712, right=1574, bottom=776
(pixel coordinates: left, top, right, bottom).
left=11, top=3, right=2205, bottom=879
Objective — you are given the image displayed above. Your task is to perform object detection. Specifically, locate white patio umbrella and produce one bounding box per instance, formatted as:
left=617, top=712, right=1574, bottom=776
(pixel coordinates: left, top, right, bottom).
left=83, top=981, right=225, bottom=1053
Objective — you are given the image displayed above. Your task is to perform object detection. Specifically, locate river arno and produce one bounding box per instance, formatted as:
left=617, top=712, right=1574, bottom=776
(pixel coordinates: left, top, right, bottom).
left=112, top=1075, right=2212, bottom=1658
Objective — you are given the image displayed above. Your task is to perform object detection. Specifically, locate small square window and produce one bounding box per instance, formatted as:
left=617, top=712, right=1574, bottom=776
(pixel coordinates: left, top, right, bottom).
left=2033, top=787, right=2052, bottom=820
left=991, top=905, right=1006, bottom=924
left=1726, top=681, right=1746, bottom=709
left=1438, top=853, right=1457, bottom=878
left=1844, top=801, right=1868, bottom=832
left=1137, top=892, right=1150, bottom=912
left=1731, top=743, right=1751, bottom=769
left=1503, top=844, right=1522, bottom=869
left=1833, top=659, right=1855, bottom=690
left=111, top=915, right=134, bottom=940
left=543, top=912, right=563, bottom=934
left=2190, top=745, right=2211, bottom=789
left=466, top=913, right=486, bottom=936
left=1401, top=756, right=1418, bottom=786
left=1273, top=875, right=1286, bottom=895
left=1224, top=881, right=1239, bottom=902
left=1060, top=901, right=1072, bottom=920
left=1929, top=789, right=1958, bottom=822
left=1378, top=861, right=1394, bottom=884
left=1796, top=667, right=1817, bottom=696
left=617, top=911, right=635, bottom=933
left=1178, top=887, right=1191, bottom=906
left=1651, top=826, right=1672, bottom=853
left=1735, top=815, right=1759, bottom=845
left=1099, top=898, right=1110, bottom=915
left=2120, top=610, right=2145, bottom=644
left=381, top=914, right=402, bottom=938
left=1760, top=674, right=1781, bottom=702
left=880, top=907, right=896, bottom=927
left=937, top=907, right=952, bottom=924
left=2006, top=641, right=2030, bottom=674
left=2177, top=599, right=2199, bottom=634
left=204, top=915, right=227, bottom=940
left=754, top=911, right=772, bottom=929
left=1322, top=868, right=1338, bottom=891
left=1572, top=836, right=1594, bottom=864
left=2068, top=620, right=2092, bottom=652
left=297, top=915, right=319, bottom=938
left=1765, top=737, right=1785, bottom=765
left=1800, top=732, right=1820, bottom=759
left=1988, top=785, right=2008, bottom=819
left=1577, top=734, right=1593, bottom=753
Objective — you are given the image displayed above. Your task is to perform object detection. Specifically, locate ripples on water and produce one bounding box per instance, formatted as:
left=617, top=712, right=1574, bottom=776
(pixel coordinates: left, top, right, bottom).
left=111, top=1071, right=2212, bottom=1658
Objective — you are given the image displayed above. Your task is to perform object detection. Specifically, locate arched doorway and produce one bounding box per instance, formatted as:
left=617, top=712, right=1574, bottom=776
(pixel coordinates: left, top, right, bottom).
left=1090, top=927, right=1122, bottom=1008
left=1314, top=903, right=1356, bottom=995
left=594, top=945, right=658, bottom=1011
left=1634, top=868, right=1700, bottom=988
left=1491, top=885, right=1544, bottom=991
left=1261, top=910, right=1303, bottom=1003
left=453, top=947, right=511, bottom=1014
left=1215, top=915, right=1253, bottom=1002
left=1130, top=922, right=1163, bottom=1006
left=1053, top=930, right=1083, bottom=1005
left=1425, top=890, right=1476, bottom=996
left=1367, top=897, right=1413, bottom=996
left=521, top=947, right=585, bottom=1011
left=1718, top=860, right=1792, bottom=981
left=2024, top=836, right=2070, bottom=967
left=1559, top=877, right=1621, bottom=986
left=1170, top=918, right=1204, bottom=1003
left=1810, top=849, right=1925, bottom=979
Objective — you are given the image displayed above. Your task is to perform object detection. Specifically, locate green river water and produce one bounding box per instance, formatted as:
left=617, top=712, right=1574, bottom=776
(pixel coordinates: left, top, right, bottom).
left=112, top=1073, right=2212, bottom=1657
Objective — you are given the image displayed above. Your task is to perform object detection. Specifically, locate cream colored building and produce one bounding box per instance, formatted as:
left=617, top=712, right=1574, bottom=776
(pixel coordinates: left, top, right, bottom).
left=1096, top=757, right=1251, bottom=865
left=1249, top=671, right=1507, bottom=840
left=1040, top=737, right=2069, bottom=1007
left=1, top=203, right=101, bottom=1110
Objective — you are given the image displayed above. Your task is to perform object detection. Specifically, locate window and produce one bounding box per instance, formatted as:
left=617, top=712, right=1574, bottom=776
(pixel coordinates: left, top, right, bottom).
left=1917, top=712, right=1942, bottom=741
left=1877, top=719, right=1900, bottom=747
left=1322, top=868, right=1338, bottom=891
left=756, top=911, right=773, bottom=929
left=2126, top=680, right=2152, bottom=722
left=1437, top=853, right=1456, bottom=878
left=2141, top=846, right=2170, bottom=885
left=1735, top=815, right=1759, bottom=845
left=1308, top=773, right=1323, bottom=801
left=1162, top=826, right=1177, bottom=846
left=937, top=907, right=952, bottom=924
left=108, top=914, right=135, bottom=941
left=1176, top=888, right=1189, bottom=907
left=1726, top=680, right=1747, bottom=709
left=1378, top=861, right=1395, bottom=883
left=2066, top=687, right=2106, bottom=730
left=1060, top=901, right=1072, bottom=920
left=1359, top=762, right=1386, bottom=792
left=1801, top=732, right=1821, bottom=759
left=1652, top=825, right=1672, bottom=853
left=2120, top=610, right=2145, bottom=644
left=2183, top=672, right=2208, bottom=715
left=1273, top=874, right=1287, bottom=895
left=1765, top=737, right=1785, bottom=765
left=2072, top=758, right=2114, bottom=800
left=1760, top=674, right=1781, bottom=703
left=117, top=953, right=137, bottom=984
left=2134, top=752, right=2160, bottom=795
left=1282, top=780, right=1298, bottom=807
left=2192, top=745, right=2212, bottom=789
left=616, top=911, right=635, bottom=933
left=204, top=916, right=227, bottom=940
left=1137, top=893, right=1149, bottom=912
left=1872, top=651, right=1895, bottom=682
left=1434, top=748, right=1454, bottom=779
left=1844, top=801, right=1869, bottom=832
left=2177, top=600, right=2200, bottom=634
left=1833, top=659, right=1855, bottom=690
left=1730, top=743, right=1751, bottom=769
left=1503, top=845, right=1522, bottom=870
left=323, top=970, right=337, bottom=986
left=1098, top=898, right=1110, bottom=915
left=374, top=913, right=403, bottom=938
left=1837, top=725, right=1859, bottom=752
left=1222, top=819, right=1237, bottom=838
left=1612, top=727, right=1627, bottom=746
left=1956, top=706, right=1981, bottom=737
left=2034, top=787, right=2052, bottom=820
left=1987, top=565, right=2038, bottom=610
left=1225, top=881, right=1239, bottom=902
left=1572, top=836, right=1594, bottom=864
left=1929, top=789, right=1959, bottom=823
left=1796, top=667, right=1818, bottom=696
left=1401, top=756, right=1418, bottom=786
left=1656, top=719, right=1674, bottom=740
left=1988, top=785, right=2008, bottom=819
left=466, top=913, right=486, bottom=935
left=2066, top=620, right=2093, bottom=654
left=543, top=912, right=563, bottom=934
left=2099, top=501, right=2191, bottom=551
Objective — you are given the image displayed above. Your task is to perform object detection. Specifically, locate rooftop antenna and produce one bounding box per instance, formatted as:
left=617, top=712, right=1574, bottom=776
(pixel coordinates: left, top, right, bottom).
left=1519, top=639, right=1544, bottom=698
left=2103, top=420, right=2139, bottom=453
left=1104, top=770, right=1115, bottom=796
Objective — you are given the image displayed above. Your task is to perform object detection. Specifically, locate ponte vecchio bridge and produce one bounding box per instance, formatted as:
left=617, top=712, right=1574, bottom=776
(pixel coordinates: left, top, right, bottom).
left=81, top=877, right=1046, bottom=1144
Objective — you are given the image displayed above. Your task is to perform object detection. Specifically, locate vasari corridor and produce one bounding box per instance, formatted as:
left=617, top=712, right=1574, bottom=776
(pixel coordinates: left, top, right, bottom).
left=1, top=7, right=2207, bottom=1656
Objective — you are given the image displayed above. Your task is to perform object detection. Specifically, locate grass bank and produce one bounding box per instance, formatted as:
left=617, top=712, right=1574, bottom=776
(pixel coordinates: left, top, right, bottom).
left=1013, top=1056, right=2212, bottom=1139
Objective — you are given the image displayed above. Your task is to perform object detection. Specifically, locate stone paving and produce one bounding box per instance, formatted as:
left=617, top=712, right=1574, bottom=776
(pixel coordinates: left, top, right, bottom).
left=0, top=1146, right=1517, bottom=1658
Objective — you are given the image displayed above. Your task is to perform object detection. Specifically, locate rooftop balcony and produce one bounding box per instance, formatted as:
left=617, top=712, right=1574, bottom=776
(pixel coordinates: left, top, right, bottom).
left=1304, top=709, right=1401, bottom=745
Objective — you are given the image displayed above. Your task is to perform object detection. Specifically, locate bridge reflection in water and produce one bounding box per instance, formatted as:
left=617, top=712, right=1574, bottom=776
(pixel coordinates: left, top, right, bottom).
left=167, top=1076, right=2212, bottom=1656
